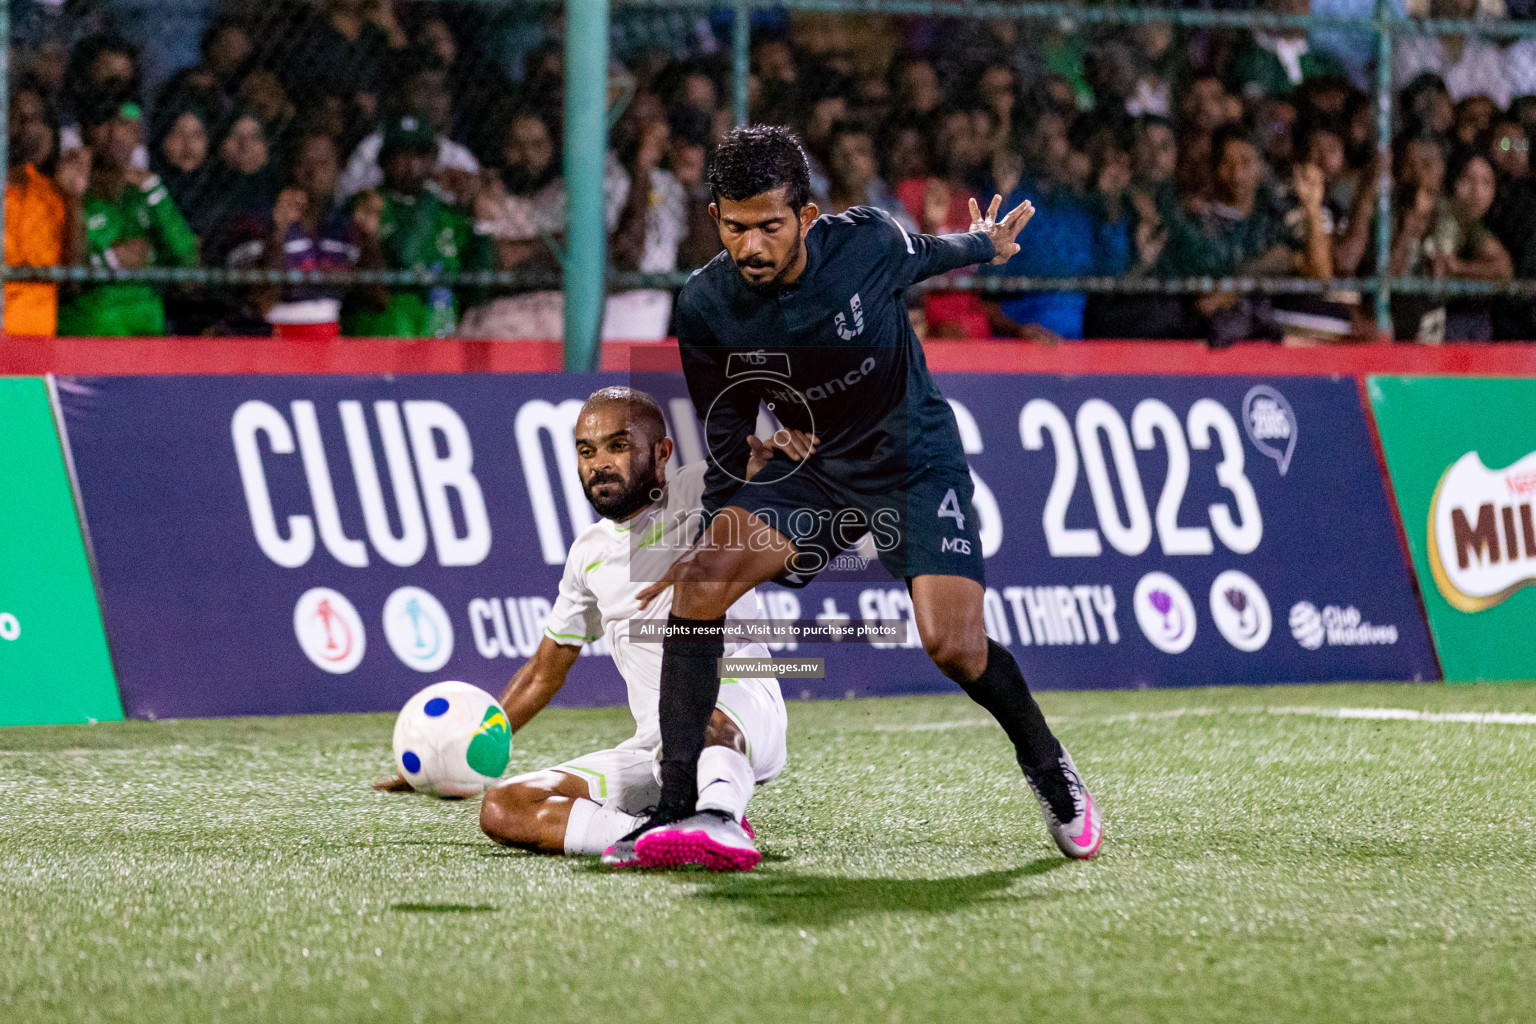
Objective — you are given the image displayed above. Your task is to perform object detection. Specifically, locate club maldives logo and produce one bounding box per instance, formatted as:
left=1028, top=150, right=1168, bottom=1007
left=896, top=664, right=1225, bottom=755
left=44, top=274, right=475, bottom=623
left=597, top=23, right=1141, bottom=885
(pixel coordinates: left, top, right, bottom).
left=1242, top=385, right=1297, bottom=475
left=1133, top=572, right=1197, bottom=654
left=1427, top=449, right=1536, bottom=612
left=1208, top=570, right=1271, bottom=652
left=1288, top=602, right=1398, bottom=649
left=382, top=586, right=454, bottom=672
left=294, top=587, right=365, bottom=674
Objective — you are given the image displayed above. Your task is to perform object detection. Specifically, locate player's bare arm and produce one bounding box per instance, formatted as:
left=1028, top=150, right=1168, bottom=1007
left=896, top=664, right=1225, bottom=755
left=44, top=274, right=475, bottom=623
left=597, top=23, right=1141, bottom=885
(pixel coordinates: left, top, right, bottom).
left=499, top=638, right=582, bottom=731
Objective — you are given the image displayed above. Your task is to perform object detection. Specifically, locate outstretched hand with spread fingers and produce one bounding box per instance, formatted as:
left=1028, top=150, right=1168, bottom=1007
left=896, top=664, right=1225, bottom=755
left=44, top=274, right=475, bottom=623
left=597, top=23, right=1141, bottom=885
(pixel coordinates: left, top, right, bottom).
left=968, top=194, right=1036, bottom=265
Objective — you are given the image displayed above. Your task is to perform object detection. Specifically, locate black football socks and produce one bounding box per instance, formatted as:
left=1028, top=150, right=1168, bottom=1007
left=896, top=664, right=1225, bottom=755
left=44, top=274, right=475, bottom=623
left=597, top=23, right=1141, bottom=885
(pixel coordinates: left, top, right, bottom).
left=958, top=640, right=1068, bottom=804
left=653, top=613, right=726, bottom=822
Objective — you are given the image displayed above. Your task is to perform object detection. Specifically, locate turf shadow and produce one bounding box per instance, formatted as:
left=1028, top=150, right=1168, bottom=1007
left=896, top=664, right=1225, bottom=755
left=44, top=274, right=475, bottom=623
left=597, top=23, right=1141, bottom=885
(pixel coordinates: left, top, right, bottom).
left=685, top=859, right=1064, bottom=926
left=390, top=902, right=501, bottom=914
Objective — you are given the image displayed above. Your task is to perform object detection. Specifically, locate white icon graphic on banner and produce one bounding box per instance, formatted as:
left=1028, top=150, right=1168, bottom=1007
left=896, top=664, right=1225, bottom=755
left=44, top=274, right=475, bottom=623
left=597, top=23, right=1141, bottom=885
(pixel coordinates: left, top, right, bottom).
left=383, top=586, right=454, bottom=672
left=294, top=587, right=365, bottom=674
left=1208, top=570, right=1272, bottom=652
left=1133, top=572, right=1197, bottom=654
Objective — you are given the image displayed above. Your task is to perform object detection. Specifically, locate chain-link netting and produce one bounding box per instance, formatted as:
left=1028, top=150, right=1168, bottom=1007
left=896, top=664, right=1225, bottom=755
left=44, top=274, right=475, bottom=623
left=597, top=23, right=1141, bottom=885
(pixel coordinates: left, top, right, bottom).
left=6, top=0, right=1536, bottom=342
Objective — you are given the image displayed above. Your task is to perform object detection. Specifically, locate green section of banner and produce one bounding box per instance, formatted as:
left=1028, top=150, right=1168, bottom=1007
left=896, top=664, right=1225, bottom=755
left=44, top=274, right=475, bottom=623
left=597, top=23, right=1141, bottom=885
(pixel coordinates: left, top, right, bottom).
left=0, top=378, right=123, bottom=725
left=1368, top=376, right=1536, bottom=682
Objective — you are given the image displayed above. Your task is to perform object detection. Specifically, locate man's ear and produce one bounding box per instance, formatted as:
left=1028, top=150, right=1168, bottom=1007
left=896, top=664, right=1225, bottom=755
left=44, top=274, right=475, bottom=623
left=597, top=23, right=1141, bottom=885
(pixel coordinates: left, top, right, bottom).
left=799, top=201, right=819, bottom=234
left=709, top=202, right=720, bottom=222
left=653, top=436, right=675, bottom=482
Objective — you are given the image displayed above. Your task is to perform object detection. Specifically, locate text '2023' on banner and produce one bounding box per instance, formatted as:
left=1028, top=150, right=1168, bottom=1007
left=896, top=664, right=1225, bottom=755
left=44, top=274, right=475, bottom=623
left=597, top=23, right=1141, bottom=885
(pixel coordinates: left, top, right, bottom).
left=56, top=372, right=1438, bottom=720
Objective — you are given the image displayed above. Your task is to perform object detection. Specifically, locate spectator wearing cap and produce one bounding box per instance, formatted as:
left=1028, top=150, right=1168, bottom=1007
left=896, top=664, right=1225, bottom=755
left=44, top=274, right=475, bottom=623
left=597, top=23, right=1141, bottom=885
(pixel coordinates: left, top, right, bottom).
left=6, top=79, right=88, bottom=336
left=341, top=115, right=491, bottom=338
left=57, top=94, right=199, bottom=337
left=336, top=51, right=480, bottom=201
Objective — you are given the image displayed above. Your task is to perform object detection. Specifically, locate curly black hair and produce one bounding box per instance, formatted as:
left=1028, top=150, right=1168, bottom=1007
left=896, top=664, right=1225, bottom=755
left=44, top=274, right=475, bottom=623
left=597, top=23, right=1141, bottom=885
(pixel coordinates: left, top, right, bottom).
left=708, top=125, right=811, bottom=212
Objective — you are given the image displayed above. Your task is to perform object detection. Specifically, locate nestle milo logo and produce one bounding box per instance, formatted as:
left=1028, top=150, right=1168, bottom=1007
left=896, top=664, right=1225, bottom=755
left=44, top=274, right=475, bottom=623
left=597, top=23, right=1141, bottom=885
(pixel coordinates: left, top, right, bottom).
left=1428, top=449, right=1536, bottom=612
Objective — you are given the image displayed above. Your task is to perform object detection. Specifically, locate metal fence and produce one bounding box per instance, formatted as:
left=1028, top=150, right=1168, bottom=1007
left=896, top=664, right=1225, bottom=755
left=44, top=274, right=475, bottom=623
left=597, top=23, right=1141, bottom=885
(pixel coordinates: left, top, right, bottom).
left=6, top=0, right=1536, bottom=367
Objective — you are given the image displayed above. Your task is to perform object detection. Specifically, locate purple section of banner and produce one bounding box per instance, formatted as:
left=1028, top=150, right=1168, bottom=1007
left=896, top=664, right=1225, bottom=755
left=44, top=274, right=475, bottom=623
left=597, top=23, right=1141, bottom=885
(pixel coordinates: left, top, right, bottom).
left=57, top=372, right=1437, bottom=720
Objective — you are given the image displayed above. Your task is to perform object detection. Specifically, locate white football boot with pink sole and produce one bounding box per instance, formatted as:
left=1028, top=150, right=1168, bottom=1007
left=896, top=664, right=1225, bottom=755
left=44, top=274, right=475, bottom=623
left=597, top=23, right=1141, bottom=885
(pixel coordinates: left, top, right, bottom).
left=1027, top=745, right=1103, bottom=859
left=634, top=810, right=761, bottom=871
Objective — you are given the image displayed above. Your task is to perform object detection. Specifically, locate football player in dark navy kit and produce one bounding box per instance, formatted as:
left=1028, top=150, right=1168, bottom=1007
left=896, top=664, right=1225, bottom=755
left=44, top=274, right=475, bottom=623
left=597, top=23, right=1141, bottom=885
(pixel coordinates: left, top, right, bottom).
left=606, top=126, right=1102, bottom=871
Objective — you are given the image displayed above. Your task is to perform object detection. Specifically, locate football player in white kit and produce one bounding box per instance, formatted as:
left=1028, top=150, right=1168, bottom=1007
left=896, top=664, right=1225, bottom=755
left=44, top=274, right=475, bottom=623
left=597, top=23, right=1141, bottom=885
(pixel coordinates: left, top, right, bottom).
left=475, top=386, right=800, bottom=871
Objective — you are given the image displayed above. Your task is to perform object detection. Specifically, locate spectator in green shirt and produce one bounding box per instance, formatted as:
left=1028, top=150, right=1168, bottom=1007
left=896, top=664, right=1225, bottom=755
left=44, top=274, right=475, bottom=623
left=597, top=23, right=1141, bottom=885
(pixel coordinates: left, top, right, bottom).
left=341, top=115, right=491, bottom=338
left=57, top=93, right=200, bottom=337
left=1230, top=0, right=1348, bottom=100
left=1156, top=125, right=1334, bottom=340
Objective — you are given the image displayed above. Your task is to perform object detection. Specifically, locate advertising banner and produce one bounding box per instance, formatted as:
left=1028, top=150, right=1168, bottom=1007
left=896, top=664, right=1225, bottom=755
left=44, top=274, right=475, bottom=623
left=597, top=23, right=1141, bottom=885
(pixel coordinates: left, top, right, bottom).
left=1369, top=376, right=1536, bottom=681
left=58, top=372, right=1436, bottom=720
left=0, top=377, right=122, bottom=726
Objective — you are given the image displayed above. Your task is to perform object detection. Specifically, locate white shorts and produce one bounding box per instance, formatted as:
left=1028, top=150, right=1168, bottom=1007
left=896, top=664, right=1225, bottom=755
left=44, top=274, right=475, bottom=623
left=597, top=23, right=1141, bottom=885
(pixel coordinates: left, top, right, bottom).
left=550, top=676, right=787, bottom=816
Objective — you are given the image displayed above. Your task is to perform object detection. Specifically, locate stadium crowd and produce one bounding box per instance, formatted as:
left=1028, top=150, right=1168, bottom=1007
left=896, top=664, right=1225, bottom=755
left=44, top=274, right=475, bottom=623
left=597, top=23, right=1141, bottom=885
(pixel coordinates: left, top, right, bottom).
left=7, top=0, right=1536, bottom=342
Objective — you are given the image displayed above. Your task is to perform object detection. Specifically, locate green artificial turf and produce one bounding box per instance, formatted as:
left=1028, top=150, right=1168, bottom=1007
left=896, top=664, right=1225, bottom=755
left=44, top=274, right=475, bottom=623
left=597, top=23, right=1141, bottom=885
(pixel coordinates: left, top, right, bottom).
left=4, top=683, right=1536, bottom=1023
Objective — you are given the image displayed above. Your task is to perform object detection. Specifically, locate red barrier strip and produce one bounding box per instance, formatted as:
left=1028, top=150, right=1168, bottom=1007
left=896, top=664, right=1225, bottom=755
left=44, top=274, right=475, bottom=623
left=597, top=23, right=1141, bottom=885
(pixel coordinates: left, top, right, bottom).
left=4, top=335, right=1536, bottom=376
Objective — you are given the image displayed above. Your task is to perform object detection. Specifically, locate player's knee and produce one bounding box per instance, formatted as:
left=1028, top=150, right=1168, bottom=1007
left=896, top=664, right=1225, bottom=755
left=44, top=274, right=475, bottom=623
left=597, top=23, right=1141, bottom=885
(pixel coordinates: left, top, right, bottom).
left=479, top=780, right=544, bottom=846
left=923, top=632, right=988, bottom=683
left=704, top=709, right=747, bottom=755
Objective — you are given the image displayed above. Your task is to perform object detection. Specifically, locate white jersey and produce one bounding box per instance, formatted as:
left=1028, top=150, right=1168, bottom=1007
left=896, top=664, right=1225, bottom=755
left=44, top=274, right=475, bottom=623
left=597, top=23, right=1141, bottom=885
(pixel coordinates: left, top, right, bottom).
left=543, top=462, right=771, bottom=750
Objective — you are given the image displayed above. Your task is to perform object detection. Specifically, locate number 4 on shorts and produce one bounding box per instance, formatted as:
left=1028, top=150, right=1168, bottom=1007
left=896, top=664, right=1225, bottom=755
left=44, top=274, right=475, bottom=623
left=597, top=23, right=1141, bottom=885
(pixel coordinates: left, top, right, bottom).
left=937, top=488, right=966, bottom=530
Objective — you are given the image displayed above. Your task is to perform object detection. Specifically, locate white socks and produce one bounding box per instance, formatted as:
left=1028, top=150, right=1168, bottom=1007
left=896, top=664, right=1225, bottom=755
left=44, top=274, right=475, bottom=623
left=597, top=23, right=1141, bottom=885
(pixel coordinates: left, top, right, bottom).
left=695, top=746, right=754, bottom=822
left=562, top=798, right=643, bottom=855
left=560, top=746, right=754, bottom=855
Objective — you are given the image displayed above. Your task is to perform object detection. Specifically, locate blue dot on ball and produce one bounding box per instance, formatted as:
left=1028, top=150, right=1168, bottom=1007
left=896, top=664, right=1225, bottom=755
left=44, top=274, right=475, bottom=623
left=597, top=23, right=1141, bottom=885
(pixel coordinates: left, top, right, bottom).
left=424, top=697, right=449, bottom=717
left=402, top=750, right=421, bottom=773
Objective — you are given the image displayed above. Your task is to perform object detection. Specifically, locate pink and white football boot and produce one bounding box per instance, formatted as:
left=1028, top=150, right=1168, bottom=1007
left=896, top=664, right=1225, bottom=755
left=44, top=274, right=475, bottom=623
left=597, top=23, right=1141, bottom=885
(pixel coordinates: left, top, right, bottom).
left=1026, top=745, right=1103, bottom=860
left=634, top=810, right=761, bottom=871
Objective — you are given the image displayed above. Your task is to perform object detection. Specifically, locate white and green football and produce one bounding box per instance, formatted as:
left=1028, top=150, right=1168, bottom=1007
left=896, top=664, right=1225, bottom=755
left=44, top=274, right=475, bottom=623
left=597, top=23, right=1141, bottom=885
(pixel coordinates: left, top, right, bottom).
left=392, top=681, right=511, bottom=798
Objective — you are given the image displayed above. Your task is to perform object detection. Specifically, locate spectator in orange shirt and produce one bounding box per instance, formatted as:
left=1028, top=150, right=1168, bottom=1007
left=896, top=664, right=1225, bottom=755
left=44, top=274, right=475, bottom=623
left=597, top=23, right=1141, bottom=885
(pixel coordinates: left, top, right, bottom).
left=5, top=79, right=88, bottom=336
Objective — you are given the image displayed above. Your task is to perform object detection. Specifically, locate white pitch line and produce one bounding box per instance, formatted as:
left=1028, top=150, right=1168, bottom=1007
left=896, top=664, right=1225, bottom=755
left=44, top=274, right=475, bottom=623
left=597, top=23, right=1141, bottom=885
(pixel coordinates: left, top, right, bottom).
left=1063, top=705, right=1536, bottom=727
left=872, top=704, right=1536, bottom=733
left=1264, top=705, right=1536, bottom=726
